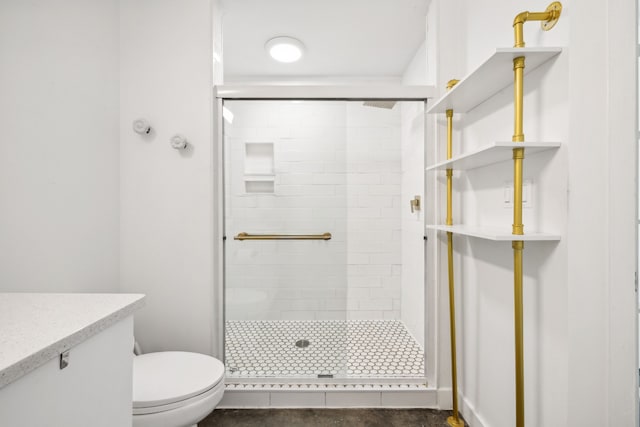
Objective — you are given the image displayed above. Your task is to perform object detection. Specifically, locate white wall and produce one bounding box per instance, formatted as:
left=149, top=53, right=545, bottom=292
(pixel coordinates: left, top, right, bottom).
left=0, top=0, right=120, bottom=293
left=401, top=41, right=428, bottom=348
left=119, top=0, right=216, bottom=354
left=429, top=1, right=637, bottom=426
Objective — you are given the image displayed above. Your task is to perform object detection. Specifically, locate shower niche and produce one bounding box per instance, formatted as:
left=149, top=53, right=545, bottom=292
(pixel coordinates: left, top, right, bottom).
left=243, top=142, right=274, bottom=193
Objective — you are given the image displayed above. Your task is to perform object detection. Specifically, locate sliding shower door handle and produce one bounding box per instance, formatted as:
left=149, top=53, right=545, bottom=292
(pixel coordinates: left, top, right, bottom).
left=234, top=232, right=332, bottom=241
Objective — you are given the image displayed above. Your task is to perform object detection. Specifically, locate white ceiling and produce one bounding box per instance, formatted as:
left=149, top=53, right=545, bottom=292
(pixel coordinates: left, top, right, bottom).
left=219, top=0, right=429, bottom=80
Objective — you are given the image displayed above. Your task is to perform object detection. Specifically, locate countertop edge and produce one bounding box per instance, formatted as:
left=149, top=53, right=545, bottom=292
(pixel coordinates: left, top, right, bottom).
left=0, top=294, right=145, bottom=390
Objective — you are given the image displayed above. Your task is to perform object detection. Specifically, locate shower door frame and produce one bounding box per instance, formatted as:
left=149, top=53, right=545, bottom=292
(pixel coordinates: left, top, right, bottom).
left=214, top=85, right=435, bottom=384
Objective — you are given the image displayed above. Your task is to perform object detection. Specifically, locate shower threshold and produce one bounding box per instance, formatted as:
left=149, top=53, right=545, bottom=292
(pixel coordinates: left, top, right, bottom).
left=225, top=319, right=425, bottom=383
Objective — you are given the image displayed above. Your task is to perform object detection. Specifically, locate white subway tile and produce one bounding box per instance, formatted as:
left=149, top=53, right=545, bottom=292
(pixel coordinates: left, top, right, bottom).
left=369, top=252, right=402, bottom=265
left=347, top=287, right=370, bottom=300
left=347, top=276, right=382, bottom=287
left=323, top=298, right=348, bottom=311
left=346, top=185, right=371, bottom=196
left=357, top=195, right=393, bottom=208
left=381, top=276, right=401, bottom=288
left=313, top=174, right=346, bottom=185
left=315, top=311, right=348, bottom=320
left=278, top=173, right=316, bottom=185
left=381, top=173, right=402, bottom=184
left=382, top=311, right=400, bottom=320
left=281, top=311, right=317, bottom=320
left=359, top=299, right=393, bottom=311
left=347, top=173, right=382, bottom=185
left=348, top=207, right=381, bottom=218
left=287, top=162, right=325, bottom=173
left=347, top=253, right=370, bottom=264
left=346, top=311, right=383, bottom=320
left=346, top=299, right=359, bottom=310
left=368, top=185, right=401, bottom=195
left=370, top=287, right=401, bottom=300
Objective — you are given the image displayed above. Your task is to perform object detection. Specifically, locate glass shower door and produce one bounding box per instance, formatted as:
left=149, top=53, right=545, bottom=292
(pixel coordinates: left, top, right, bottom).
left=223, top=100, right=349, bottom=379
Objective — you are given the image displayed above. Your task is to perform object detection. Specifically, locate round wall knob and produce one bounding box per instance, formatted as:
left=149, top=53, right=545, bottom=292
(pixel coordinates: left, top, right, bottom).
left=170, top=134, right=188, bottom=150
left=132, top=119, right=151, bottom=134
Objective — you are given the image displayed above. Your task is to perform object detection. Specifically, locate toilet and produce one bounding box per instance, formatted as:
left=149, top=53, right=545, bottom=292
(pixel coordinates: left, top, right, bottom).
left=132, top=351, right=225, bottom=427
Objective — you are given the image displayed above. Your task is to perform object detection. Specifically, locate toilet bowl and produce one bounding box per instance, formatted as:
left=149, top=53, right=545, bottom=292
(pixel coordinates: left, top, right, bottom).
left=132, top=351, right=225, bottom=427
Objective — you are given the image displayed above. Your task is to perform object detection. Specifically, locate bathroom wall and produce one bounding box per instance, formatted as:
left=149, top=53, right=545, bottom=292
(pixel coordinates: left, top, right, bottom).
left=0, top=0, right=120, bottom=292
left=119, top=0, right=216, bottom=354
left=430, top=0, right=637, bottom=426
left=224, top=101, right=403, bottom=321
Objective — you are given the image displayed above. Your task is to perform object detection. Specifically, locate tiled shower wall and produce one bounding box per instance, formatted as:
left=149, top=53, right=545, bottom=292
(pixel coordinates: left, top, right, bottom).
left=224, top=101, right=401, bottom=321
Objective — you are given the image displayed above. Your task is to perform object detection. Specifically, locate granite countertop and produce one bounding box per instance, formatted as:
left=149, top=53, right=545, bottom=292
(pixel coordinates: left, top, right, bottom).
left=0, top=293, right=145, bottom=389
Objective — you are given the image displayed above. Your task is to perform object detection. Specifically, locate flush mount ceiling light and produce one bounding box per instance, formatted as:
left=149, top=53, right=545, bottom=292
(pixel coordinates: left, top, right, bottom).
left=265, top=37, right=304, bottom=63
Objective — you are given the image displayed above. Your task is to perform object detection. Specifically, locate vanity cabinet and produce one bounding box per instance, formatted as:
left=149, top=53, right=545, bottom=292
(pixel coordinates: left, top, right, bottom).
left=0, top=294, right=144, bottom=427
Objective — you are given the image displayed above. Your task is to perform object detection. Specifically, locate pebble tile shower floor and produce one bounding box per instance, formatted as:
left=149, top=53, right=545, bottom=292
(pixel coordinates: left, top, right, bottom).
left=225, top=320, right=424, bottom=379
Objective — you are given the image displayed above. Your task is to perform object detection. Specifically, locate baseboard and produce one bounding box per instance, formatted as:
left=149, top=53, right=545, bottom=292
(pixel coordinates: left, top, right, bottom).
left=459, top=394, right=489, bottom=427
left=219, top=383, right=439, bottom=409
left=436, top=388, right=489, bottom=427
left=436, top=387, right=452, bottom=409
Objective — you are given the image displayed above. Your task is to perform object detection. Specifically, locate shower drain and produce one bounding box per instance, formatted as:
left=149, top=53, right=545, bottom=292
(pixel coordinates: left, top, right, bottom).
left=295, top=339, right=310, bottom=348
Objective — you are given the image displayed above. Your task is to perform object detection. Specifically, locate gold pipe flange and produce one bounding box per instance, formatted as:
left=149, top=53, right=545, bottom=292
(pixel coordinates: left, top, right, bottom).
left=446, top=79, right=460, bottom=90
left=541, top=2, right=562, bottom=31
left=447, top=415, right=465, bottom=427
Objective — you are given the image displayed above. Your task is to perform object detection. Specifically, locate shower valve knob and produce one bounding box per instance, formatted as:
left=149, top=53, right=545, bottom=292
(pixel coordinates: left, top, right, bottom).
left=133, top=119, right=151, bottom=135
left=410, top=195, right=421, bottom=213
left=170, top=134, right=188, bottom=150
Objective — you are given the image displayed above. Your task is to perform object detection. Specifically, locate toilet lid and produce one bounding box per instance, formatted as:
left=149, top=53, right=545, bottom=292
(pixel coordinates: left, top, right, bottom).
left=133, top=351, right=225, bottom=408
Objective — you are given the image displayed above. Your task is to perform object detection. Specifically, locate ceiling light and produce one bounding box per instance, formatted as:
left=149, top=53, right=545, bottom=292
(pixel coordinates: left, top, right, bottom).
left=265, top=37, right=304, bottom=63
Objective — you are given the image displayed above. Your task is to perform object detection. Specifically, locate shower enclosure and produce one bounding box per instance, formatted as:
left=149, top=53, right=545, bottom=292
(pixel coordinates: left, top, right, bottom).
left=218, top=86, right=431, bottom=383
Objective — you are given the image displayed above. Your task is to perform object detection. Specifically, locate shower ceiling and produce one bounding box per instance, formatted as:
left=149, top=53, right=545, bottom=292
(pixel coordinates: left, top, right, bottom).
left=219, top=0, right=429, bottom=79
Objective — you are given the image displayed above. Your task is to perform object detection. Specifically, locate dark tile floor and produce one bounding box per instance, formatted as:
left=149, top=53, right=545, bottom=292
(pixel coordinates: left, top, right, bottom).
left=201, top=408, right=467, bottom=427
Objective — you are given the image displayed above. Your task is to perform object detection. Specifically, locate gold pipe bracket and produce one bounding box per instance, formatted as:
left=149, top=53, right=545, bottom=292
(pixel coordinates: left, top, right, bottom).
left=447, top=416, right=464, bottom=427
left=446, top=79, right=460, bottom=90
left=513, top=2, right=563, bottom=47
left=541, top=2, right=563, bottom=31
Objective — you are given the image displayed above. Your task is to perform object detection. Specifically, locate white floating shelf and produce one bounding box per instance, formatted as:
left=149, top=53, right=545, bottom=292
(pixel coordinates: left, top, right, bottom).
left=426, top=141, right=560, bottom=171
left=426, top=225, right=561, bottom=241
left=427, top=47, right=562, bottom=114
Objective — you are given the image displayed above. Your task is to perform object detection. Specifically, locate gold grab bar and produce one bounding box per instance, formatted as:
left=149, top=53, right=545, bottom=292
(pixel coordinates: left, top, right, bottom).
left=234, top=232, right=332, bottom=241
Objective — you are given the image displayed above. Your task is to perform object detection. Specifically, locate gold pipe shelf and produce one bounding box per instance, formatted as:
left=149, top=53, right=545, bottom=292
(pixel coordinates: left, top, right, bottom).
left=425, top=141, right=560, bottom=171
left=426, top=225, right=560, bottom=241
left=234, top=232, right=332, bottom=241
left=426, top=48, right=561, bottom=114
